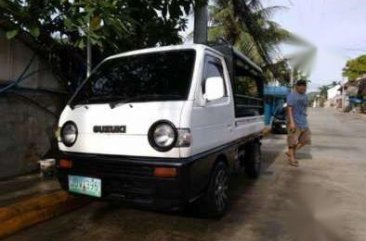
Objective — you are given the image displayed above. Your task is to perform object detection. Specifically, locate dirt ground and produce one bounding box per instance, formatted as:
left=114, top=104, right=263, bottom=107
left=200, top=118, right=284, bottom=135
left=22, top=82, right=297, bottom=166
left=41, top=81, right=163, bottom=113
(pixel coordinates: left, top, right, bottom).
left=3, top=108, right=366, bottom=241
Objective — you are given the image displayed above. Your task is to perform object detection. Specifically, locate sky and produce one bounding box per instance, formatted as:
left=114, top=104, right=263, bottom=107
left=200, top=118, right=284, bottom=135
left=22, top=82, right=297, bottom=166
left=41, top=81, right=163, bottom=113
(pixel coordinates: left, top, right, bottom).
left=262, top=0, right=366, bottom=91
left=184, top=0, right=366, bottom=92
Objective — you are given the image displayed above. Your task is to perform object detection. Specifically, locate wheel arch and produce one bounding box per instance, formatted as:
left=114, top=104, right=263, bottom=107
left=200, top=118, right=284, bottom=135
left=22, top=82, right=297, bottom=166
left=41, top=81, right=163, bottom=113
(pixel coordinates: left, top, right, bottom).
left=205, top=153, right=229, bottom=190
left=215, top=153, right=229, bottom=167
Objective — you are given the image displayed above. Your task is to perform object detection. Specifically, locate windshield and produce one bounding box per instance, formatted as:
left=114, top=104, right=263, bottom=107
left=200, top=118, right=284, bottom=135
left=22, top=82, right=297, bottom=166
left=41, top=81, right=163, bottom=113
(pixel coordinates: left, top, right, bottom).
left=70, top=50, right=196, bottom=106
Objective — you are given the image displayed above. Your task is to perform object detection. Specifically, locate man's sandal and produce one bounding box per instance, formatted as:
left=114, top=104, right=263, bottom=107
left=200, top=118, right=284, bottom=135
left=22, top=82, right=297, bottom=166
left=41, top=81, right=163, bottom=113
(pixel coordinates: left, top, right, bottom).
left=288, top=159, right=299, bottom=167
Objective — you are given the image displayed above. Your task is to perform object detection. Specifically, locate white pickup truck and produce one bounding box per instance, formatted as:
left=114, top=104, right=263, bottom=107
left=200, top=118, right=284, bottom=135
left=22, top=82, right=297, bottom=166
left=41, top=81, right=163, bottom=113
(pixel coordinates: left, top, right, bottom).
left=56, top=44, right=265, bottom=217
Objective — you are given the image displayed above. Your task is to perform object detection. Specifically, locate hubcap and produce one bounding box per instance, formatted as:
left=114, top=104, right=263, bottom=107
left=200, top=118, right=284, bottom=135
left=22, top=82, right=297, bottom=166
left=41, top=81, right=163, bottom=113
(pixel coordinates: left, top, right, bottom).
left=214, top=168, right=229, bottom=211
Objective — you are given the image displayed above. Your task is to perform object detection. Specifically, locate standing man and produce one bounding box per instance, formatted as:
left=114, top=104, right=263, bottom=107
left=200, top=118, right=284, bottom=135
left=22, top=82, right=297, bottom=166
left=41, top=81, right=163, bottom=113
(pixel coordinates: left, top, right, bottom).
left=287, top=80, right=311, bottom=166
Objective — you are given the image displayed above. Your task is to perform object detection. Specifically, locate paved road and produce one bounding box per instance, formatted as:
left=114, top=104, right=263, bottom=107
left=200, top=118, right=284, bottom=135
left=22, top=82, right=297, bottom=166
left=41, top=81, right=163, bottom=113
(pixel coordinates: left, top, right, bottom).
left=4, top=109, right=366, bottom=241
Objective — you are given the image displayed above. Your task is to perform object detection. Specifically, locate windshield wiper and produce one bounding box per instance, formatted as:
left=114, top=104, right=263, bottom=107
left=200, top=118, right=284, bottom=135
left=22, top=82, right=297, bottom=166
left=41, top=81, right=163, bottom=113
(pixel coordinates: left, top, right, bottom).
left=109, top=94, right=182, bottom=109
left=71, top=96, right=119, bottom=109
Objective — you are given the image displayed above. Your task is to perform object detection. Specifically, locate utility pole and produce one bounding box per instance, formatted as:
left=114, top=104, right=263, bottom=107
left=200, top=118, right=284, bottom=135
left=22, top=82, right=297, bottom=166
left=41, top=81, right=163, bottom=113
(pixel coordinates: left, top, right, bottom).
left=290, top=67, right=294, bottom=87
left=86, top=35, right=92, bottom=78
left=288, top=65, right=294, bottom=88
left=86, top=18, right=92, bottom=78
left=193, top=3, right=208, bottom=44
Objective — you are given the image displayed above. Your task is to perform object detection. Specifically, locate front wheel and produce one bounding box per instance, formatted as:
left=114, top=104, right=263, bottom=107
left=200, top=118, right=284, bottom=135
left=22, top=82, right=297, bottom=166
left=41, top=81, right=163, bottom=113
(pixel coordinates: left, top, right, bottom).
left=245, top=141, right=262, bottom=179
left=199, top=161, right=230, bottom=218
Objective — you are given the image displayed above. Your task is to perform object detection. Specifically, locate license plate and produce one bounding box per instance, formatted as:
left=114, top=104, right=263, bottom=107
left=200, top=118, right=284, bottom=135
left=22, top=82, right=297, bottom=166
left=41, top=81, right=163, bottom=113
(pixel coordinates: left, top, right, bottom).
left=68, top=175, right=101, bottom=197
left=281, top=124, right=287, bottom=128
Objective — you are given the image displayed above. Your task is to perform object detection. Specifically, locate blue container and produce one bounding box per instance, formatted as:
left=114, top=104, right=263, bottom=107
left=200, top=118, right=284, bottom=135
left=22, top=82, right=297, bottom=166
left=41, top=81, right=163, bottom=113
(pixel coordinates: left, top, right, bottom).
left=264, top=86, right=290, bottom=125
left=264, top=86, right=290, bottom=97
left=264, top=102, right=273, bottom=125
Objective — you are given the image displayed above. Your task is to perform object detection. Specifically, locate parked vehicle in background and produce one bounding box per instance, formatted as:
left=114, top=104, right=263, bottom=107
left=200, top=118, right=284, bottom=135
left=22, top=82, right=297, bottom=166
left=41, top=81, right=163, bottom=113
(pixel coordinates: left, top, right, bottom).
left=272, top=104, right=288, bottom=134
left=56, top=44, right=266, bottom=217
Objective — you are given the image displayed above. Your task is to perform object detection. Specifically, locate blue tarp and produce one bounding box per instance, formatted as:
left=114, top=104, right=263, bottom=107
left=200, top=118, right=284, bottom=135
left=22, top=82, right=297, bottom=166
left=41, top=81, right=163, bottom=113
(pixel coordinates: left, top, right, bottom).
left=349, top=96, right=364, bottom=104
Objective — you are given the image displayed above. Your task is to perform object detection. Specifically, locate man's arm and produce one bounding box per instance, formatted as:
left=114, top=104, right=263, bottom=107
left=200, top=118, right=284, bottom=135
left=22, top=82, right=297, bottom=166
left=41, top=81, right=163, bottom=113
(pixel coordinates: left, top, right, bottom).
left=287, top=106, right=296, bottom=131
left=286, top=94, right=296, bottom=131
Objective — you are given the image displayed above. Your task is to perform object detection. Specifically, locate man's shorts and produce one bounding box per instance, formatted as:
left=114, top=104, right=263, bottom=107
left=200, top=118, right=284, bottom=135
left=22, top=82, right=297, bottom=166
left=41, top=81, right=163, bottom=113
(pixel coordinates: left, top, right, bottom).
left=287, top=128, right=311, bottom=147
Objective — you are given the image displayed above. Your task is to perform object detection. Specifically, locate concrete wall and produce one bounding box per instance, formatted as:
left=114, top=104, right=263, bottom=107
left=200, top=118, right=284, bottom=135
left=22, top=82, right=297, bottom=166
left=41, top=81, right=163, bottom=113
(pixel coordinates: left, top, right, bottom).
left=0, top=31, right=66, bottom=179
left=0, top=32, right=61, bottom=90
left=0, top=92, right=65, bottom=178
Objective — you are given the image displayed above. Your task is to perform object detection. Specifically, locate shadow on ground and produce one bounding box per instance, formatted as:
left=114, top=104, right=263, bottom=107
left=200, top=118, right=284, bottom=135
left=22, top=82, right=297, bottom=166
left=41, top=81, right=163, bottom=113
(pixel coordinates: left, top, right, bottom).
left=94, top=134, right=286, bottom=218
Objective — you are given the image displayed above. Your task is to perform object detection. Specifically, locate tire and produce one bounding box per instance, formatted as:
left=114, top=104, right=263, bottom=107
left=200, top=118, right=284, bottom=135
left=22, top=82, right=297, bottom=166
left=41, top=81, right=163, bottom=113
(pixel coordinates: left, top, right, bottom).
left=245, top=141, right=262, bottom=179
left=199, top=161, right=230, bottom=218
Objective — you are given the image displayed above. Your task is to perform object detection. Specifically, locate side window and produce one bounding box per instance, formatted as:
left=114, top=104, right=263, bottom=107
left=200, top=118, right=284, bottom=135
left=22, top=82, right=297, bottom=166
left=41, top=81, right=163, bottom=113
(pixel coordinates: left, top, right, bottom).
left=234, top=58, right=263, bottom=117
left=202, top=55, right=226, bottom=95
left=235, top=75, right=259, bottom=97
left=234, top=59, right=260, bottom=98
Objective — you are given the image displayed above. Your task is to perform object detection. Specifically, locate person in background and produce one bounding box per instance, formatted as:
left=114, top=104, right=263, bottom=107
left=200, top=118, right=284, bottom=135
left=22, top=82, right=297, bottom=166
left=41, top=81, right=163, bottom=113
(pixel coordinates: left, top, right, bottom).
left=358, top=78, right=366, bottom=113
left=286, top=80, right=311, bottom=167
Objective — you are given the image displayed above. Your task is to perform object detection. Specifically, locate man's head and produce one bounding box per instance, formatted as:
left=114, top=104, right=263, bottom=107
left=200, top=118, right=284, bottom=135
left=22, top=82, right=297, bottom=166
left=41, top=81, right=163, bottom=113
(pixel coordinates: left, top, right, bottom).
left=295, top=80, right=307, bottom=94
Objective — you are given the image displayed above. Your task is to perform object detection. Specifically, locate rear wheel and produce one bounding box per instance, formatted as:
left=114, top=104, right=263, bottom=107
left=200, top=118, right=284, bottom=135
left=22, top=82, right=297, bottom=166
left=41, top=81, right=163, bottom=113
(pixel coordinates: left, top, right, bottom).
left=245, top=141, right=262, bottom=179
left=199, top=161, right=229, bottom=218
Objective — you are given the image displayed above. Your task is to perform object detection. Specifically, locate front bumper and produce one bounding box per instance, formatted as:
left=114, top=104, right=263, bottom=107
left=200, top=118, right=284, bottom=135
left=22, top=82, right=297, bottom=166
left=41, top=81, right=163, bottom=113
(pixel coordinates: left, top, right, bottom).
left=272, top=120, right=288, bottom=134
left=56, top=153, right=195, bottom=210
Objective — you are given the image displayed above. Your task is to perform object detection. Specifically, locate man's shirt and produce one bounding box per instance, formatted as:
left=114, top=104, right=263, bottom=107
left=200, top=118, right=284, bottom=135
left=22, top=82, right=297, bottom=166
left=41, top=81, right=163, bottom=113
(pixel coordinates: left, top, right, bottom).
left=286, top=92, right=308, bottom=128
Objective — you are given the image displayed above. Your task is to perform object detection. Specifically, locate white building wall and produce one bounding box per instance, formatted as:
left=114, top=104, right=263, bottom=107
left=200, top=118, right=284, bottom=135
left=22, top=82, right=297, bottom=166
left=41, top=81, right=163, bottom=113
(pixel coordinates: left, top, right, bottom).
left=327, top=85, right=341, bottom=100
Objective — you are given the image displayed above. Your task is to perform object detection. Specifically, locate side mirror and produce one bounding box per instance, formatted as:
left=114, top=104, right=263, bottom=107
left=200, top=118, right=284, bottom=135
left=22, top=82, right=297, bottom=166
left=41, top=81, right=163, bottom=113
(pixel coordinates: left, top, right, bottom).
left=204, top=76, right=225, bottom=101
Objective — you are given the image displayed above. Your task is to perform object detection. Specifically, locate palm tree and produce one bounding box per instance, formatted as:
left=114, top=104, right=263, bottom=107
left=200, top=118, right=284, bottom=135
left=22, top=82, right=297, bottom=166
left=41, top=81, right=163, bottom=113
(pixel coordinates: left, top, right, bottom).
left=208, top=0, right=316, bottom=84
left=318, top=85, right=329, bottom=99
left=209, top=1, right=289, bottom=64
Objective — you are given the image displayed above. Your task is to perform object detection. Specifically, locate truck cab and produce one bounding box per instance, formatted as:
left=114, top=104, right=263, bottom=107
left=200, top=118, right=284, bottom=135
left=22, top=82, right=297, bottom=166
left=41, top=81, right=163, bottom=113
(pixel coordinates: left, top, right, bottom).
left=56, top=44, right=265, bottom=217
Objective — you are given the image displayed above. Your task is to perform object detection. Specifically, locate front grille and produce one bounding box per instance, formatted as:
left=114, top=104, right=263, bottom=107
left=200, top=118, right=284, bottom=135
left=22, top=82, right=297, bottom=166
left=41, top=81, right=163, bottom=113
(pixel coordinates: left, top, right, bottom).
left=72, top=159, right=154, bottom=177
left=104, top=179, right=155, bottom=195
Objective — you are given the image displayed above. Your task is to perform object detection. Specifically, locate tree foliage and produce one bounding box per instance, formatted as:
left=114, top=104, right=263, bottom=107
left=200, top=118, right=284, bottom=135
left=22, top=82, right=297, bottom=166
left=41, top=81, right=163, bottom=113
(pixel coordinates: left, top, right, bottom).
left=0, top=0, right=205, bottom=89
left=343, top=55, right=366, bottom=81
left=318, top=85, right=329, bottom=99
left=209, top=1, right=290, bottom=66
left=208, top=0, right=315, bottom=84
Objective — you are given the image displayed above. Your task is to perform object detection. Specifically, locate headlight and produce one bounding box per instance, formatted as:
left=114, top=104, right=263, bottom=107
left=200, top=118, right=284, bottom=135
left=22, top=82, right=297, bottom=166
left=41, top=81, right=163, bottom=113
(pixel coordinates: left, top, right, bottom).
left=148, top=121, right=177, bottom=152
left=61, top=121, right=78, bottom=147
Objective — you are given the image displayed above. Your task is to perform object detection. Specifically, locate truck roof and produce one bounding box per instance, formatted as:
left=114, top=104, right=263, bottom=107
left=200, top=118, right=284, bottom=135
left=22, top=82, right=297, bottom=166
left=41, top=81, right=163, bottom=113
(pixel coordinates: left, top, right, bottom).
left=105, top=44, right=263, bottom=76
left=105, top=44, right=217, bottom=60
